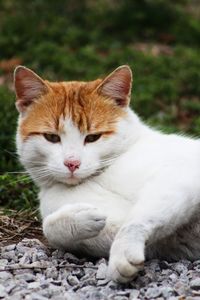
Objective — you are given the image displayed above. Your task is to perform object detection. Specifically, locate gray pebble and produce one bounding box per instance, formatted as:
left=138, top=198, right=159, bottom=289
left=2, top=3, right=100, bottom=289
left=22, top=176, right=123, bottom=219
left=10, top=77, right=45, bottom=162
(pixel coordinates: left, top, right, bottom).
left=2, top=244, right=16, bottom=251
left=0, top=259, right=8, bottom=266
left=190, top=278, right=200, bottom=290
left=96, top=263, right=107, bottom=279
left=160, top=286, right=174, bottom=298
left=173, top=262, right=187, bottom=275
left=28, top=281, right=41, bottom=289
left=26, top=293, right=48, bottom=300
left=63, top=252, right=80, bottom=264
left=45, top=267, right=58, bottom=279
left=0, top=284, right=7, bottom=298
left=145, top=286, right=161, bottom=298
left=1, top=250, right=16, bottom=261
left=1, top=238, right=200, bottom=299
left=67, top=275, right=79, bottom=286
left=0, top=271, right=13, bottom=281
left=129, top=289, right=140, bottom=299
left=15, top=273, right=36, bottom=282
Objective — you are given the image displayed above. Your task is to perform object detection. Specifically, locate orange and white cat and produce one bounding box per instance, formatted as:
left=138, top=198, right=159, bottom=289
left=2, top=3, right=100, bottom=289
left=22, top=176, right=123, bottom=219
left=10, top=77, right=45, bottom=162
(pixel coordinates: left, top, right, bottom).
left=15, top=65, right=200, bottom=283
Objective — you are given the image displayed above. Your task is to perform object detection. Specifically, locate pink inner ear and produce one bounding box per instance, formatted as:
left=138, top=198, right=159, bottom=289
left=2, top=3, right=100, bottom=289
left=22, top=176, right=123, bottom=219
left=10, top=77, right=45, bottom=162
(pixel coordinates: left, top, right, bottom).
left=14, top=66, right=47, bottom=112
left=99, top=66, right=132, bottom=106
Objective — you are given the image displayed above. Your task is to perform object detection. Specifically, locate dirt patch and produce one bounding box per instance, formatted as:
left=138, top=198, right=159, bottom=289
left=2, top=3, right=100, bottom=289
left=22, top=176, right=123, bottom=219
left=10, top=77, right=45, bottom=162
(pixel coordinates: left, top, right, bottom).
left=0, top=209, right=46, bottom=247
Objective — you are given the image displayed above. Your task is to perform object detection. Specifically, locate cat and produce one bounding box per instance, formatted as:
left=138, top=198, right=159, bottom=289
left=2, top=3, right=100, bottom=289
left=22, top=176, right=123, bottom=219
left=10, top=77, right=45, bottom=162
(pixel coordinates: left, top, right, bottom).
left=15, top=65, right=200, bottom=283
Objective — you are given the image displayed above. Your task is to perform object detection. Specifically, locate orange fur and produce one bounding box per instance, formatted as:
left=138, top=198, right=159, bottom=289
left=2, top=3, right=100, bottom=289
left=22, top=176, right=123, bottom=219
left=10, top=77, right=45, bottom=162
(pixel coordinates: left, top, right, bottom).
left=19, top=79, right=126, bottom=140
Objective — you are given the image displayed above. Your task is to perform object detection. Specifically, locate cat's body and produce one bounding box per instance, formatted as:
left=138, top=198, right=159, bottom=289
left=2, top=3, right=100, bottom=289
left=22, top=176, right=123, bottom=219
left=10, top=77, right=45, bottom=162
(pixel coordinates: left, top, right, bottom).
left=15, top=65, right=200, bottom=282
left=39, top=120, right=200, bottom=260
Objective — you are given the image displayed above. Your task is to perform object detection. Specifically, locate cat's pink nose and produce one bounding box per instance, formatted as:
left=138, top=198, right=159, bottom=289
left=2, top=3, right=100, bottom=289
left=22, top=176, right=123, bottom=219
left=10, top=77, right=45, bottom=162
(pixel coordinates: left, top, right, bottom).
left=64, top=160, right=81, bottom=173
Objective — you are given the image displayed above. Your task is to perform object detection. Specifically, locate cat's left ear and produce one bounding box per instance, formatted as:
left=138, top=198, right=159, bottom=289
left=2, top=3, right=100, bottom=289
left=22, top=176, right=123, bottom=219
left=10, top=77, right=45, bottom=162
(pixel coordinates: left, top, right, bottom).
left=97, top=65, right=132, bottom=107
left=14, top=66, right=48, bottom=113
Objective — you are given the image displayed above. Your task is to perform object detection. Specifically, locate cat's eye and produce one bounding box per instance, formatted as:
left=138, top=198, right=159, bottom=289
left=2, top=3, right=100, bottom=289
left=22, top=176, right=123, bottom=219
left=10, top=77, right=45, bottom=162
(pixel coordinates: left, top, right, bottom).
left=43, top=133, right=61, bottom=143
left=84, top=133, right=102, bottom=144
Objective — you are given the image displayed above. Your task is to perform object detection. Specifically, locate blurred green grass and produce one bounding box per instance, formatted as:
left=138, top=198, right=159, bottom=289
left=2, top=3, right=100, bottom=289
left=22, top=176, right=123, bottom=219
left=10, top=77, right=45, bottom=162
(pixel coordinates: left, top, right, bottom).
left=0, top=0, right=200, bottom=210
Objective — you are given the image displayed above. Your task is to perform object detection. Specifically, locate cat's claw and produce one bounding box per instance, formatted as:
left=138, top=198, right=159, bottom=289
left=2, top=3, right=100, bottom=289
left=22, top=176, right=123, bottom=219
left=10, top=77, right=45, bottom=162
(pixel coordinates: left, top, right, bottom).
left=107, top=239, right=144, bottom=283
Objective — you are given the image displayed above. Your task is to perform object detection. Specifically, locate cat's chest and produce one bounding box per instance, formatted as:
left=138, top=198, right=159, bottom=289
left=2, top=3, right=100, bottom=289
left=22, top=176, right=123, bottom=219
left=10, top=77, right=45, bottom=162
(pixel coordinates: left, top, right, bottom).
left=95, top=147, right=156, bottom=202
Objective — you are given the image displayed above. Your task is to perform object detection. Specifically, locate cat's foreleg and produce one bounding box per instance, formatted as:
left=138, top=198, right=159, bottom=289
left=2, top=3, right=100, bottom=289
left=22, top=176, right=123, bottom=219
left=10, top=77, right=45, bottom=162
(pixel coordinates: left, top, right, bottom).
left=108, top=187, right=197, bottom=282
left=43, top=203, right=106, bottom=250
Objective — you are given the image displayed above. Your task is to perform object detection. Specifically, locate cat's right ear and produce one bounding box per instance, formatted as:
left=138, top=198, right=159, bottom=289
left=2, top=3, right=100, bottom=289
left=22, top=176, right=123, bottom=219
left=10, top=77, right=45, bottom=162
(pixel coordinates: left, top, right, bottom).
left=14, top=66, right=48, bottom=113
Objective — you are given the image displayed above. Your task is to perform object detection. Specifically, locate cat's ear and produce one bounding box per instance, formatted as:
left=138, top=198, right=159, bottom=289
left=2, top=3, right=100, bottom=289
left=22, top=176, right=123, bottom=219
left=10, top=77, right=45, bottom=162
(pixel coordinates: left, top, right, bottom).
left=14, top=66, right=48, bottom=113
left=97, top=65, right=132, bottom=107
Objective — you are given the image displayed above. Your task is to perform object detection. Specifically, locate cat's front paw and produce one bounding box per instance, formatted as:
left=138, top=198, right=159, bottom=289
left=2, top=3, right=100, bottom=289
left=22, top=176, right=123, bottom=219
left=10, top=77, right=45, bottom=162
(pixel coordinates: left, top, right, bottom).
left=107, top=239, right=144, bottom=283
left=74, top=206, right=107, bottom=240
left=43, top=204, right=107, bottom=247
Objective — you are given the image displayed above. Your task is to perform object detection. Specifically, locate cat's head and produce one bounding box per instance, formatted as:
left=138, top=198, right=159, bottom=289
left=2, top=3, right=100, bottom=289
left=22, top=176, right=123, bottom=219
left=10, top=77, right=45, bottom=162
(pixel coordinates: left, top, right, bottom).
left=15, top=65, right=134, bottom=186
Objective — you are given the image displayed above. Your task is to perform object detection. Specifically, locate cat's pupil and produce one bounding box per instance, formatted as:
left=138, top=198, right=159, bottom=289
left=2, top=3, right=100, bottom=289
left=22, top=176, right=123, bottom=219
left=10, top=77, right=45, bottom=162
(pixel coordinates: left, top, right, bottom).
left=85, top=134, right=102, bottom=144
left=44, top=133, right=60, bottom=143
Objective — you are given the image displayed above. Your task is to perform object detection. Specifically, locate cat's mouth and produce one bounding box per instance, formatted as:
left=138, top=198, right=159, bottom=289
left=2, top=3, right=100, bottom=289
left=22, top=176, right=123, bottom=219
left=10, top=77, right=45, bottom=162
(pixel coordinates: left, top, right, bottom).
left=66, top=174, right=82, bottom=185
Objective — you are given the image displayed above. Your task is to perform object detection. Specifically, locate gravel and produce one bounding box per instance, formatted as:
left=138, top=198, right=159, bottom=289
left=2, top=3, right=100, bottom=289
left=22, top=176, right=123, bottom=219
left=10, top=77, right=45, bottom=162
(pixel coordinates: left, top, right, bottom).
left=1, top=238, right=200, bottom=299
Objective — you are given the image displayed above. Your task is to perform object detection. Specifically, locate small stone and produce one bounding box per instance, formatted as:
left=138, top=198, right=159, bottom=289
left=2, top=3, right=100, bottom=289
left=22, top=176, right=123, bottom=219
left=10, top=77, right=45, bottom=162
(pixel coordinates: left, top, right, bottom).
left=16, top=245, right=31, bottom=255
left=45, top=267, right=58, bottom=279
left=19, top=253, right=32, bottom=265
left=145, top=287, right=162, bottom=298
left=82, top=276, right=96, bottom=286
left=72, top=268, right=85, bottom=278
left=0, top=259, right=8, bottom=266
left=2, top=244, right=16, bottom=251
left=29, top=293, right=48, bottom=300
left=174, top=281, right=188, bottom=295
left=169, top=273, right=178, bottom=282
left=67, top=275, right=79, bottom=286
left=97, top=278, right=109, bottom=286
left=63, top=253, right=80, bottom=264
left=96, top=263, right=107, bottom=280
left=48, top=283, right=64, bottom=296
left=0, top=284, right=7, bottom=298
left=28, top=281, right=41, bottom=289
left=160, top=286, right=174, bottom=298
left=0, top=271, right=13, bottom=280
left=85, top=290, right=105, bottom=300
left=15, top=273, right=36, bottom=282
left=190, top=278, right=200, bottom=290
left=129, top=289, right=140, bottom=299
left=1, top=250, right=16, bottom=261
left=173, top=262, right=187, bottom=275
left=52, top=249, right=65, bottom=259
left=107, top=280, right=118, bottom=290
left=21, top=238, right=46, bottom=250
left=63, top=291, right=79, bottom=300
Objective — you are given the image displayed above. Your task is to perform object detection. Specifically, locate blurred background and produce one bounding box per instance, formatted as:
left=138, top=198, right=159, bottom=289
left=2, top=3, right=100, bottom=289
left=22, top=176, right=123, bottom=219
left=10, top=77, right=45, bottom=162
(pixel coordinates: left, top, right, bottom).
left=0, top=0, right=200, bottom=211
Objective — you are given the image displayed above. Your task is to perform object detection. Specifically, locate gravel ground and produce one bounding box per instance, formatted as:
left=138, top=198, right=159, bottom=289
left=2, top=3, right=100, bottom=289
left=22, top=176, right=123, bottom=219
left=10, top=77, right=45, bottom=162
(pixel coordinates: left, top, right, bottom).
left=1, top=239, right=200, bottom=299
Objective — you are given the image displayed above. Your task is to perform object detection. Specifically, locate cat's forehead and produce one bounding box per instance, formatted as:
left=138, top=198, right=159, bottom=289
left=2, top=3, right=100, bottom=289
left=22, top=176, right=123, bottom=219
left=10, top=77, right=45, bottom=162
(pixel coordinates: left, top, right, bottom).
left=19, top=80, right=125, bottom=139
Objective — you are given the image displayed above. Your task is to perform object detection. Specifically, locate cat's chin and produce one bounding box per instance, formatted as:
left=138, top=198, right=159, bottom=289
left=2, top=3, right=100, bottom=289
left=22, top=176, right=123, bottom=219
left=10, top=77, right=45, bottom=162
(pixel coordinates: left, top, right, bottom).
left=65, top=176, right=82, bottom=186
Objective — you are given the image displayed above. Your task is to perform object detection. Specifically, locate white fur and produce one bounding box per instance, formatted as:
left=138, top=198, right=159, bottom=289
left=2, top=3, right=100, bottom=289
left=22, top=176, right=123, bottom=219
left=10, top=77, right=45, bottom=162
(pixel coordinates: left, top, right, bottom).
left=17, top=107, right=200, bottom=283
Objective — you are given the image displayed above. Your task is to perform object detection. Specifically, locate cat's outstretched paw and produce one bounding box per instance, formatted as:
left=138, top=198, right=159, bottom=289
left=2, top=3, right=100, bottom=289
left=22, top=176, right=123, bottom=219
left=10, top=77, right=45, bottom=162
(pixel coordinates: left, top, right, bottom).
left=107, top=240, right=144, bottom=283
left=43, top=204, right=107, bottom=246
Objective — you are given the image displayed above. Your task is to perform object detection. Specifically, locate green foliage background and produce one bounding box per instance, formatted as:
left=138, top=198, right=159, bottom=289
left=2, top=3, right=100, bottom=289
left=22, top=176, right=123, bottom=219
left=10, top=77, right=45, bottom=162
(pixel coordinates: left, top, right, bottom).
left=0, top=0, right=200, bottom=209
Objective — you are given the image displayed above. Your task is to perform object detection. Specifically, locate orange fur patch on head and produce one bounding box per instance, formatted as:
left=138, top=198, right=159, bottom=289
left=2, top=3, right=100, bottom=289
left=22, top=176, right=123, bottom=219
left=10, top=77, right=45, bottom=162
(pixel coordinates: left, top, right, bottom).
left=19, top=78, right=127, bottom=140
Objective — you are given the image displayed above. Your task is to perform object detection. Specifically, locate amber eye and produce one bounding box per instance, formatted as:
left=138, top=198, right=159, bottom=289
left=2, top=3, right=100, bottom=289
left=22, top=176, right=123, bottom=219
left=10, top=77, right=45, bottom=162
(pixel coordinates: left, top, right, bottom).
left=84, top=133, right=102, bottom=144
left=43, top=133, right=61, bottom=143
